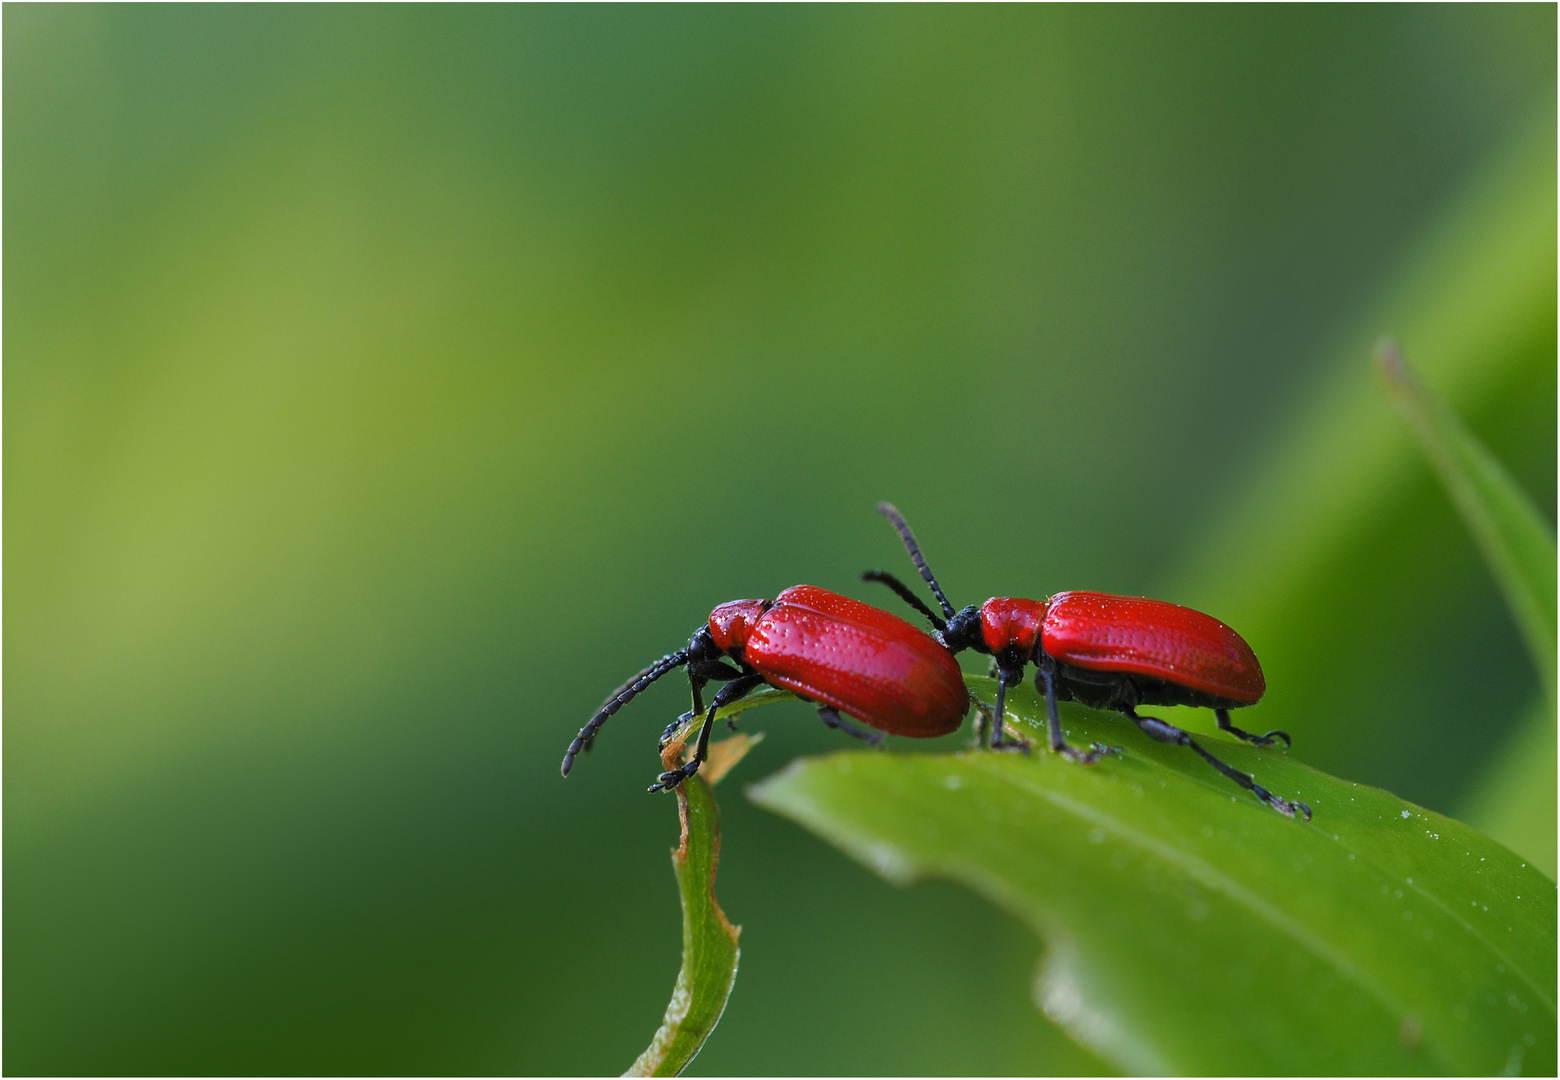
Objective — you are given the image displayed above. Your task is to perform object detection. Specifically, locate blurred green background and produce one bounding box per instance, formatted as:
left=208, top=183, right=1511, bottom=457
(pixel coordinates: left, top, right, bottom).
left=6, top=6, right=1554, bottom=1075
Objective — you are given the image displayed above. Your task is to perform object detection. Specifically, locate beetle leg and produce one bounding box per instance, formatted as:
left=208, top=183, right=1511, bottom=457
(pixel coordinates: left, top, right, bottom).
left=1214, top=708, right=1291, bottom=750
left=650, top=673, right=766, bottom=792
left=658, top=710, right=738, bottom=745
left=688, top=673, right=707, bottom=720
left=673, top=662, right=748, bottom=738
left=693, top=660, right=745, bottom=683
left=987, top=670, right=1030, bottom=753
left=818, top=706, right=885, bottom=747
left=659, top=713, right=692, bottom=750
left=1036, top=662, right=1116, bottom=764
left=1126, top=708, right=1310, bottom=820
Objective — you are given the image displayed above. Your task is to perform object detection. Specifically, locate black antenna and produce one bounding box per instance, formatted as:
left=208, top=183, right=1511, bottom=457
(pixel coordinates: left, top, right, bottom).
left=861, top=569, right=946, bottom=632
left=561, top=649, right=689, bottom=776
left=876, top=502, right=956, bottom=619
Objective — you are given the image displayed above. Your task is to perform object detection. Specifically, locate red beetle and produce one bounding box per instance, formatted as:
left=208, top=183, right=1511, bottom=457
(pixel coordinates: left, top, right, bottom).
left=865, top=504, right=1309, bottom=819
left=561, top=585, right=970, bottom=791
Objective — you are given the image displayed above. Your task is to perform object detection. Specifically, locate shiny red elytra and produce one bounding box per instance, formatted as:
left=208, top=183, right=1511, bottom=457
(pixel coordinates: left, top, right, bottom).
left=988, top=591, right=1267, bottom=704
left=561, top=585, right=970, bottom=792
left=866, top=503, right=1309, bottom=820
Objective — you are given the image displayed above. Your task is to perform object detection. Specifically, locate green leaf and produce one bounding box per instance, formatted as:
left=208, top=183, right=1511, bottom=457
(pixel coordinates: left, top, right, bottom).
left=748, top=677, right=1557, bottom=1075
left=624, top=721, right=764, bottom=1077
left=1378, top=339, right=1557, bottom=710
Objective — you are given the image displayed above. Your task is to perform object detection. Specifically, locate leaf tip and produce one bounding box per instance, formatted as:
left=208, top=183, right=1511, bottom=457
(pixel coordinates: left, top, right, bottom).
left=1374, top=336, right=1414, bottom=395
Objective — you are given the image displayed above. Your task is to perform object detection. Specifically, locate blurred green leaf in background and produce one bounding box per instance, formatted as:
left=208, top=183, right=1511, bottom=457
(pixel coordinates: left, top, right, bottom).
left=1169, top=116, right=1556, bottom=880
left=1378, top=339, right=1556, bottom=875
left=5, top=6, right=1554, bottom=1074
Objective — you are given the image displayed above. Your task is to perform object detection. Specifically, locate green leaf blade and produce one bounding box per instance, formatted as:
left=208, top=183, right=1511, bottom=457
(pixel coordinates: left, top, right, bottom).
left=748, top=678, right=1556, bottom=1075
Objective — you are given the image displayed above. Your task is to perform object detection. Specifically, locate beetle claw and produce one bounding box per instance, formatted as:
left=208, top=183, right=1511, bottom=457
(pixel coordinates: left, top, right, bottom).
left=1273, top=797, right=1311, bottom=821
left=1261, top=729, right=1292, bottom=750
left=1256, top=786, right=1311, bottom=820
left=1060, top=742, right=1119, bottom=765
left=647, top=762, right=700, bottom=793
left=657, top=712, right=698, bottom=751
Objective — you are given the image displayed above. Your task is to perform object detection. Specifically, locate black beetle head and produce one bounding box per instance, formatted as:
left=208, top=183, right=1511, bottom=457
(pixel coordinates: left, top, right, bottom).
left=940, top=605, right=985, bottom=654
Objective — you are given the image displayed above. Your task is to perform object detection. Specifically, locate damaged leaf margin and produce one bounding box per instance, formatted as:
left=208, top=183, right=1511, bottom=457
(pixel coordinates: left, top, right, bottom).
left=623, top=716, right=764, bottom=1076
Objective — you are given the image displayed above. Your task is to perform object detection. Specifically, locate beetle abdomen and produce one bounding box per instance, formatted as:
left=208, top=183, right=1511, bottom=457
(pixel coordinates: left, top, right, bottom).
left=1042, top=591, right=1265, bottom=704
left=746, top=586, right=969, bottom=737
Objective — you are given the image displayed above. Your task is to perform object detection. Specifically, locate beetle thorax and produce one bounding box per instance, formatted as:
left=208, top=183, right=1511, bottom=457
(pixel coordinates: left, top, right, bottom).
left=707, top=598, right=771, bottom=656
left=980, top=597, right=1048, bottom=663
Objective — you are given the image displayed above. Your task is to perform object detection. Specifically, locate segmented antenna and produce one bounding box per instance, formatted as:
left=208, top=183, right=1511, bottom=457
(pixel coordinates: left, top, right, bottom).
left=876, top=502, right=956, bottom=619
left=561, top=649, right=689, bottom=776
left=861, top=569, right=946, bottom=632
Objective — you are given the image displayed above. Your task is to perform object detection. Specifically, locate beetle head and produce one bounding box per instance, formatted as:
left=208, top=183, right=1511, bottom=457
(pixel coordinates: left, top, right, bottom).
left=939, top=605, right=985, bottom=654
